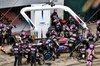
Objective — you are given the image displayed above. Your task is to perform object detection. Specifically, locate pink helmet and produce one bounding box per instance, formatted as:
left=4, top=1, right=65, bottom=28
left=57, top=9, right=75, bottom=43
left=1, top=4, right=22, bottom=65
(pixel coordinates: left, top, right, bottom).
left=54, top=9, right=57, bottom=12
left=73, top=34, right=76, bottom=37
left=80, top=44, right=83, bottom=46
left=0, top=24, right=2, bottom=26
left=86, top=30, right=91, bottom=33
left=70, top=24, right=75, bottom=29
left=53, top=19, right=57, bottom=22
left=21, top=41, right=23, bottom=43
left=28, top=45, right=31, bottom=48
left=15, top=43, right=19, bottom=46
left=65, top=26, right=70, bottom=30
left=43, top=41, right=45, bottom=43
left=90, top=44, right=94, bottom=49
left=54, top=32, right=57, bottom=35
left=97, top=20, right=100, bottom=24
left=86, top=30, right=89, bottom=33
left=22, top=32, right=25, bottom=35
left=57, top=22, right=61, bottom=25
left=23, top=36, right=27, bottom=38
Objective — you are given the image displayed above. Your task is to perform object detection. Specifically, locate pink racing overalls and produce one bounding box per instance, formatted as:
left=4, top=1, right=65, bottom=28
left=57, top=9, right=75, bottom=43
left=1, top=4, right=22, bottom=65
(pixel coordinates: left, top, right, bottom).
left=86, top=48, right=94, bottom=66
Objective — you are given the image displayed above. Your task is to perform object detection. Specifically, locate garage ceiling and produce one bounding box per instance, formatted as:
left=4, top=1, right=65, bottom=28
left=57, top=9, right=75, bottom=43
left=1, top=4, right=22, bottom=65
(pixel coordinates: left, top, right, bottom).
left=0, top=0, right=57, bottom=8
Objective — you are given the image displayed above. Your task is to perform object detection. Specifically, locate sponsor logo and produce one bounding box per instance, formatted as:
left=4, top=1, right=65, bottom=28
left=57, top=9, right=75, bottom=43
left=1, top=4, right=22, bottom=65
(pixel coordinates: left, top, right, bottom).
left=40, top=22, right=45, bottom=24
left=81, top=23, right=84, bottom=25
left=39, top=22, right=46, bottom=26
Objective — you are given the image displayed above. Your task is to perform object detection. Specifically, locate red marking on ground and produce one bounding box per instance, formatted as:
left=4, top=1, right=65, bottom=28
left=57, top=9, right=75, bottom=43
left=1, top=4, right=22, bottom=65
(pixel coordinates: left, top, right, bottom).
left=12, top=31, right=30, bottom=35
left=86, top=22, right=97, bottom=25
